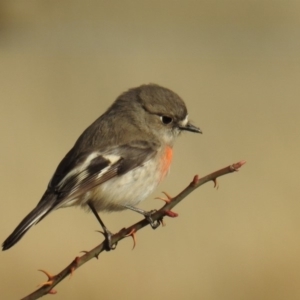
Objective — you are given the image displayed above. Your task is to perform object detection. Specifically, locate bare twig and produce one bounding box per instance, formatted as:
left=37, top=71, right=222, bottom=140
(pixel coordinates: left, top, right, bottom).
left=21, top=160, right=246, bottom=300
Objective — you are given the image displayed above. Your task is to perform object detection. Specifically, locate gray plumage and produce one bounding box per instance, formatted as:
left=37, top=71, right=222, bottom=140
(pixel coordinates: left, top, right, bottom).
left=2, top=84, right=201, bottom=250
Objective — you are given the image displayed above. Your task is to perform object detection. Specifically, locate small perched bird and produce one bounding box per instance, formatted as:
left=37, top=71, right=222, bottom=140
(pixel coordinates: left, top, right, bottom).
left=2, top=84, right=201, bottom=251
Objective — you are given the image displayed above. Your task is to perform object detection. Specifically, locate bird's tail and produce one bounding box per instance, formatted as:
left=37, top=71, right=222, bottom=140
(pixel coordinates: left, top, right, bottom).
left=2, top=198, right=56, bottom=251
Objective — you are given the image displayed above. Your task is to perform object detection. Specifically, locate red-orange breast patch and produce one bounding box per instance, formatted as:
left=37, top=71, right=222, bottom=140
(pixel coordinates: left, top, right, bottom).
left=160, top=146, right=173, bottom=181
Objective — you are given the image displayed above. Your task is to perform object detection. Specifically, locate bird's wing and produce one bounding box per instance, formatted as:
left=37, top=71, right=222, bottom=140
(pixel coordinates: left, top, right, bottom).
left=44, top=140, right=159, bottom=208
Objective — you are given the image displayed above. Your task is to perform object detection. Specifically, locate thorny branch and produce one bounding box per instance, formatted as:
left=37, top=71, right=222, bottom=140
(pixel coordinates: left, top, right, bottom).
left=22, top=160, right=246, bottom=300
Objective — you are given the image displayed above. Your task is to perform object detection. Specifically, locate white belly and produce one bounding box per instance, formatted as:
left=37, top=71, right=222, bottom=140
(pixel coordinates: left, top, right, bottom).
left=62, top=157, right=169, bottom=212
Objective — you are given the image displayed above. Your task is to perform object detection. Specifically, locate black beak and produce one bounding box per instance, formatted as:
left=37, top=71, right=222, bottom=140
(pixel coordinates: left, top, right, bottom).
left=179, top=122, right=202, bottom=134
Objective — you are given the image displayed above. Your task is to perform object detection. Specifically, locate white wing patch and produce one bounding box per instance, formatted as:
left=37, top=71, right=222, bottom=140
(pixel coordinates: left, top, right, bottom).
left=96, top=165, right=111, bottom=179
left=54, top=152, right=123, bottom=208
left=103, top=154, right=121, bottom=165
left=57, top=152, right=99, bottom=188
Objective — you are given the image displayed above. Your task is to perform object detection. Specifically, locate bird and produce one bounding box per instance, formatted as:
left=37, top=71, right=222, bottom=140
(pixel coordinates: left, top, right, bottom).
left=2, top=84, right=201, bottom=251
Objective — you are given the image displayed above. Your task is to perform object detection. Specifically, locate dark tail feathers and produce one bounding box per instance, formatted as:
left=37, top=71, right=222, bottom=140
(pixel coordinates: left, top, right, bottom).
left=2, top=200, right=56, bottom=251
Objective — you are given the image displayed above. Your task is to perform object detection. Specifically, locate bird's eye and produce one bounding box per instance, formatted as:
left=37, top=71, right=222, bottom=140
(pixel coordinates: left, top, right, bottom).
left=160, top=116, right=173, bottom=125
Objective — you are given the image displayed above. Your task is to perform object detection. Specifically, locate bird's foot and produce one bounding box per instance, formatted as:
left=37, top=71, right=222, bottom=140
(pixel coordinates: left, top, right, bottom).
left=143, top=210, right=161, bottom=229
left=97, top=229, right=117, bottom=251
left=124, top=205, right=161, bottom=229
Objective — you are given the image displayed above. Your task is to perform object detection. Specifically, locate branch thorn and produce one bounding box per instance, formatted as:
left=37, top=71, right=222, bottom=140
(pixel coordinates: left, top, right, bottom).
left=191, top=175, right=200, bottom=186
left=125, top=228, right=137, bottom=250
left=37, top=269, right=55, bottom=287
left=70, top=257, right=80, bottom=279
left=155, top=192, right=172, bottom=204
left=213, top=178, right=219, bottom=189
left=165, top=210, right=178, bottom=218
left=230, top=160, right=246, bottom=171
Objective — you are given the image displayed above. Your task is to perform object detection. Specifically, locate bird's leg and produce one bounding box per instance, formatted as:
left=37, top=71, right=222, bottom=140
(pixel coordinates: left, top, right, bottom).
left=88, top=201, right=117, bottom=251
left=124, top=205, right=160, bottom=229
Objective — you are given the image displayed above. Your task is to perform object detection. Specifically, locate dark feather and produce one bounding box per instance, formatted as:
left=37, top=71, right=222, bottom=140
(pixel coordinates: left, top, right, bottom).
left=2, top=195, right=57, bottom=250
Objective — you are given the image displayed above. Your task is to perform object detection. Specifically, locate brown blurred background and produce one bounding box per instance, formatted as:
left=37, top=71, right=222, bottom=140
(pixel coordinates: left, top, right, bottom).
left=1, top=1, right=300, bottom=299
